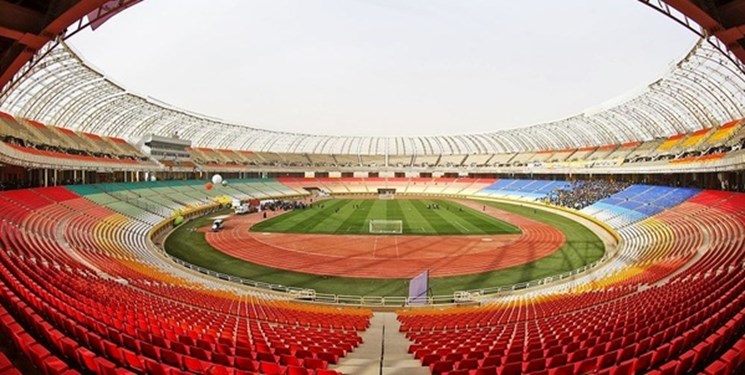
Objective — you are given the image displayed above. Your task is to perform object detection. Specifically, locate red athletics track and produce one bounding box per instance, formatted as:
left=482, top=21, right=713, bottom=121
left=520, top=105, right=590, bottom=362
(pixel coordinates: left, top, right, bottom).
left=203, top=199, right=565, bottom=279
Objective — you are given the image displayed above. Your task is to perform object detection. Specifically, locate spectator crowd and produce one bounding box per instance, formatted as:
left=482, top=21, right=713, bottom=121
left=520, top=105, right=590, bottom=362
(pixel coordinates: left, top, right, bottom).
left=260, top=199, right=309, bottom=211
left=541, top=180, right=629, bottom=209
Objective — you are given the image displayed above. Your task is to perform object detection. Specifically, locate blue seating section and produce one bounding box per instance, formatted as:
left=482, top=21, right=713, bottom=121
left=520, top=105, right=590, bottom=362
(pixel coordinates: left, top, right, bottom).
left=479, top=179, right=571, bottom=201
left=582, top=185, right=700, bottom=229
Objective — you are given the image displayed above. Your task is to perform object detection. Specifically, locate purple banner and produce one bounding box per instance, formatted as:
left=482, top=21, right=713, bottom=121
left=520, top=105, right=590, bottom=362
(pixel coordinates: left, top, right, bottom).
left=408, top=269, right=429, bottom=305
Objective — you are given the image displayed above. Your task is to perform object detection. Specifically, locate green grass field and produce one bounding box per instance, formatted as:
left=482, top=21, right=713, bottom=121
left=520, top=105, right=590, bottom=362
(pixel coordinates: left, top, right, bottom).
left=165, top=199, right=605, bottom=297
left=250, top=199, right=521, bottom=235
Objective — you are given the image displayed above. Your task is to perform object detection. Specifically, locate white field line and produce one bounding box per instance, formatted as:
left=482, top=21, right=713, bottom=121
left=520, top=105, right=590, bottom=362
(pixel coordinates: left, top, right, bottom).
left=454, top=221, right=471, bottom=233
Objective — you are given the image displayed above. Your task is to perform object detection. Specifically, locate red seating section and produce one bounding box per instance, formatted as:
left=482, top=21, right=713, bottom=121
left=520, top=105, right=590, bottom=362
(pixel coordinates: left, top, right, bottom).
left=398, top=190, right=745, bottom=375
left=0, top=186, right=368, bottom=374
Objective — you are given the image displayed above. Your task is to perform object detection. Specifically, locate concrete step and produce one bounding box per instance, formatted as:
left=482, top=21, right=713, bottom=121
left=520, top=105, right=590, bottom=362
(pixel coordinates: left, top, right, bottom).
left=333, top=312, right=428, bottom=375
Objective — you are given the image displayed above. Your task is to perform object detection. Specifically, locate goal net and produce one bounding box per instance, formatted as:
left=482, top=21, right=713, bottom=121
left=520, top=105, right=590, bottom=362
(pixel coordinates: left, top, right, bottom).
left=369, top=219, right=403, bottom=234
left=378, top=193, right=395, bottom=200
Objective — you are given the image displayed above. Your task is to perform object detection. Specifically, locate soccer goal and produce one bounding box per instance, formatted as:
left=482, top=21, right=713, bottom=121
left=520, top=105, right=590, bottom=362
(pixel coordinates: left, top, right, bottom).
left=369, top=219, right=403, bottom=234
left=378, top=193, right=395, bottom=200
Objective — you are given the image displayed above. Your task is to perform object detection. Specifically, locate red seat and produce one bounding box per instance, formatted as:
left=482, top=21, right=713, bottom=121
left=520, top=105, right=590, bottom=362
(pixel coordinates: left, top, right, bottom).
left=279, top=354, right=301, bottom=367
left=524, top=358, right=546, bottom=372
left=190, top=347, right=210, bottom=361
left=303, top=357, right=327, bottom=370
left=457, top=358, right=479, bottom=370
left=143, top=358, right=170, bottom=375
left=59, top=338, right=79, bottom=362
left=598, top=351, right=617, bottom=369
left=259, top=361, right=284, bottom=375
left=651, top=344, right=671, bottom=367
left=75, top=348, right=98, bottom=373
left=160, top=349, right=182, bottom=369
left=286, top=366, right=309, bottom=375
left=93, top=357, right=117, bottom=375
left=473, top=366, right=497, bottom=375
left=445, top=353, right=463, bottom=363
left=317, top=351, right=338, bottom=365
left=212, top=353, right=232, bottom=366
left=658, top=361, right=678, bottom=375
left=139, top=342, right=159, bottom=361
left=481, top=356, right=501, bottom=367
left=429, top=360, right=454, bottom=375
left=500, top=361, right=521, bottom=375
left=102, top=340, right=124, bottom=365
left=121, top=349, right=145, bottom=372
left=0, top=354, right=11, bottom=373
left=182, top=356, right=204, bottom=373
left=635, top=351, right=653, bottom=373
left=255, top=352, right=276, bottom=363
left=294, top=350, right=313, bottom=360
left=611, top=359, right=635, bottom=375
left=575, top=357, right=597, bottom=374
left=234, top=357, right=257, bottom=371
left=547, top=353, right=567, bottom=368
left=675, top=351, right=695, bottom=375
left=206, top=365, right=232, bottom=375
left=702, top=360, right=728, bottom=375
left=171, top=342, right=189, bottom=356
left=617, top=346, right=634, bottom=364
left=550, top=363, right=574, bottom=375
left=42, top=355, right=69, bottom=375
left=466, top=351, right=485, bottom=360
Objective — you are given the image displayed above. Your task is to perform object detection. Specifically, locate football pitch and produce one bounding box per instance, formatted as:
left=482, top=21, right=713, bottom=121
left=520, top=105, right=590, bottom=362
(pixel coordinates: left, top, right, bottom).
left=166, top=200, right=605, bottom=297
left=250, top=198, right=521, bottom=235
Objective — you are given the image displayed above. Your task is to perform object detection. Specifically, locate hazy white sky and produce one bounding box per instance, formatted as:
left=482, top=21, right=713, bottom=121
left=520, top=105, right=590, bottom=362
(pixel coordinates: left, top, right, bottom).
left=70, top=0, right=696, bottom=137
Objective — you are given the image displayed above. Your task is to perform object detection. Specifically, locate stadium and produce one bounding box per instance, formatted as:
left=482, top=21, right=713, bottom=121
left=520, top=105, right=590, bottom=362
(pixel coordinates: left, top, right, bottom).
left=0, top=1, right=743, bottom=375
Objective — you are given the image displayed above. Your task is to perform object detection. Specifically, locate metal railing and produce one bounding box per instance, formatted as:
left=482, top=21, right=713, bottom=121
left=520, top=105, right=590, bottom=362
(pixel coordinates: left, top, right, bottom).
left=168, top=255, right=317, bottom=297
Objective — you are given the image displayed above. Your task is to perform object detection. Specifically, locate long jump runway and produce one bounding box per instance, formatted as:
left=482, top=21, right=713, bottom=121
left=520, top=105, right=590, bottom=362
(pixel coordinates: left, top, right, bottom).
left=204, top=200, right=565, bottom=278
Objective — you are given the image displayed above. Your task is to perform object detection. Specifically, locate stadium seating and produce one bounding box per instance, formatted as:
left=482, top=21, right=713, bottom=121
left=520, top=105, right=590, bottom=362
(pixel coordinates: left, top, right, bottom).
left=0, top=184, right=368, bottom=374
left=479, top=179, right=571, bottom=201
left=399, top=188, right=745, bottom=375
left=0, top=112, right=149, bottom=168
left=3, top=112, right=744, bottom=173
left=0, top=177, right=743, bottom=374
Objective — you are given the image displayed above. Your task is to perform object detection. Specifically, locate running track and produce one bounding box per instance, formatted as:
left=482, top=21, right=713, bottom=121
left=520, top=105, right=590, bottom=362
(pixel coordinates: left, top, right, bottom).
left=204, top=199, right=566, bottom=278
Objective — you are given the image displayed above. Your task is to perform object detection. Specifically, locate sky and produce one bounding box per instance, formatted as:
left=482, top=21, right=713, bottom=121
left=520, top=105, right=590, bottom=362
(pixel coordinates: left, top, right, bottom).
left=69, top=0, right=696, bottom=137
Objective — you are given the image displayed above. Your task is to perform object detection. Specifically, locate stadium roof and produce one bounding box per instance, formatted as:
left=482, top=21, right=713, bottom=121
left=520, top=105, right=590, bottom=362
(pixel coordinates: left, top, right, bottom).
left=0, top=1, right=743, bottom=155
left=1, top=39, right=743, bottom=155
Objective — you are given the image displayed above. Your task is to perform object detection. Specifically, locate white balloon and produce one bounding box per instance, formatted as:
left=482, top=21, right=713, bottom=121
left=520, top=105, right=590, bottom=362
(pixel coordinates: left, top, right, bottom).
left=211, top=174, right=223, bottom=185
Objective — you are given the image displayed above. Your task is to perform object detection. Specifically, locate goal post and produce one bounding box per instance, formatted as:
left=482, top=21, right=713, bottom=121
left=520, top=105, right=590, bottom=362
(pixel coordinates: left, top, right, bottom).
left=369, top=219, right=403, bottom=234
